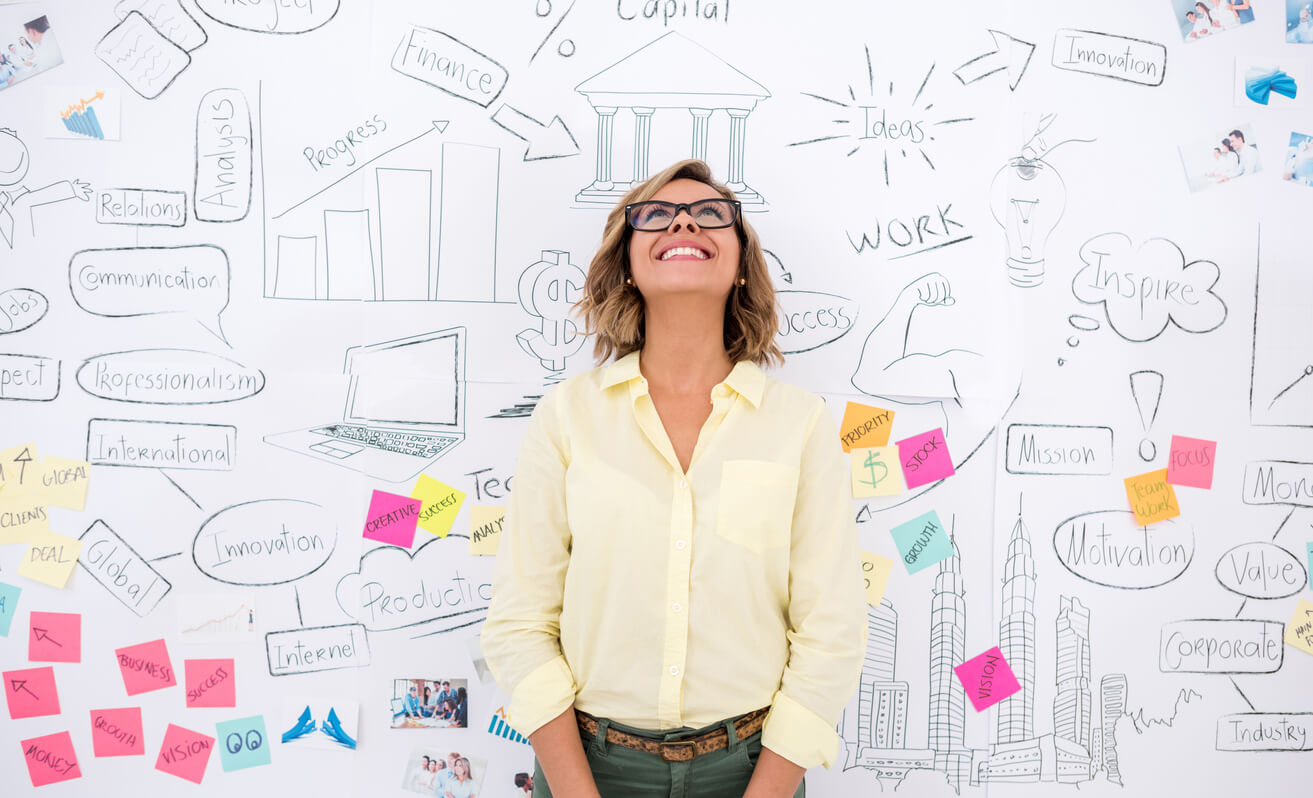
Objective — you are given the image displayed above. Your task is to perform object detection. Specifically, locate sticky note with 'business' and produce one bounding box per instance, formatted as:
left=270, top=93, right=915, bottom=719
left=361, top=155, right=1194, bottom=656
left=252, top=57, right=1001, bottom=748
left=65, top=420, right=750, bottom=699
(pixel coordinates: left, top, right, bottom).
left=116, top=639, right=176, bottom=695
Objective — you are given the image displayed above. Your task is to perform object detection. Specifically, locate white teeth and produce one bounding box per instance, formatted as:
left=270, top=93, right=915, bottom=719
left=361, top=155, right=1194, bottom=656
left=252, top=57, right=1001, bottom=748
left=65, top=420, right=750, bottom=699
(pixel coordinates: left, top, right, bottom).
left=659, top=246, right=709, bottom=260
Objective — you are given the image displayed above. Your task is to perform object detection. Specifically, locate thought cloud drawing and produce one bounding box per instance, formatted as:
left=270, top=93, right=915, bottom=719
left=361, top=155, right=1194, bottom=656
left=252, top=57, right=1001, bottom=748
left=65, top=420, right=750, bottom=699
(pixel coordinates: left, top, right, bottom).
left=1073, top=233, right=1227, bottom=342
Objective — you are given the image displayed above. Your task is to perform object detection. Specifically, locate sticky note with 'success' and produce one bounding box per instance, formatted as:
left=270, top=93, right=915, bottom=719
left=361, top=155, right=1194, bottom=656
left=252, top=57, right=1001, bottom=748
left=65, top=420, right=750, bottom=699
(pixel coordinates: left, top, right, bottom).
left=851, top=446, right=905, bottom=498
left=859, top=551, right=894, bottom=606
left=470, top=506, right=506, bottom=555
left=155, top=723, right=215, bottom=784
left=17, top=532, right=83, bottom=588
left=21, top=730, right=82, bottom=787
left=839, top=402, right=895, bottom=452
left=897, top=427, right=954, bottom=489
left=955, top=647, right=1022, bottom=711
left=1166, top=435, right=1216, bottom=489
left=410, top=475, right=466, bottom=538
left=116, top=638, right=176, bottom=695
left=90, top=707, right=145, bottom=757
left=1124, top=469, right=1180, bottom=525
left=185, top=659, right=236, bottom=708
left=362, top=490, right=421, bottom=547
left=889, top=510, right=953, bottom=574
left=28, top=611, right=81, bottom=663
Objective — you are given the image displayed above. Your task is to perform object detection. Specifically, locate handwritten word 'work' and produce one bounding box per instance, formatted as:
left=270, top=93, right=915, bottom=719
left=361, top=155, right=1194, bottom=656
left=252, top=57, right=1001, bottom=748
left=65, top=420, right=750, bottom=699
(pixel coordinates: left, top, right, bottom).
left=847, top=204, right=967, bottom=256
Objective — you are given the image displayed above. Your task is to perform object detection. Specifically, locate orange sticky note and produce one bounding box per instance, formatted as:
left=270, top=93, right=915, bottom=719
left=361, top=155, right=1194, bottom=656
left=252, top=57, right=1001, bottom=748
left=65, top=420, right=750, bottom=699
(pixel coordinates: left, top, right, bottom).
left=1124, top=469, right=1180, bottom=525
left=839, top=402, right=895, bottom=453
left=859, top=551, right=894, bottom=606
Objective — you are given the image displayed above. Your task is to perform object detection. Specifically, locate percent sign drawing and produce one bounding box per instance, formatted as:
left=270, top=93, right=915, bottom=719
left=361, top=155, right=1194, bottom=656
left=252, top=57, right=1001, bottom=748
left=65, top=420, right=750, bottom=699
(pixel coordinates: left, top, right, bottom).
left=518, top=250, right=586, bottom=371
left=531, top=0, right=578, bottom=62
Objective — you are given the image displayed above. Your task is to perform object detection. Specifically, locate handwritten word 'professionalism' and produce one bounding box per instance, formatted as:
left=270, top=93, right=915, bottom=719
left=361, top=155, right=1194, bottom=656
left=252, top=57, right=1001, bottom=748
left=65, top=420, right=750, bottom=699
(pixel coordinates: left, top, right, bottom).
left=89, top=363, right=259, bottom=399
left=78, top=265, right=221, bottom=291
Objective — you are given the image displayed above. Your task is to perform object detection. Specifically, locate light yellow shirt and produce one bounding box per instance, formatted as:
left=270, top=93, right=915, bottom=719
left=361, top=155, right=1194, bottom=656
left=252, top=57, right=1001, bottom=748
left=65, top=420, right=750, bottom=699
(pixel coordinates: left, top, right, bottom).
left=480, top=351, right=866, bottom=769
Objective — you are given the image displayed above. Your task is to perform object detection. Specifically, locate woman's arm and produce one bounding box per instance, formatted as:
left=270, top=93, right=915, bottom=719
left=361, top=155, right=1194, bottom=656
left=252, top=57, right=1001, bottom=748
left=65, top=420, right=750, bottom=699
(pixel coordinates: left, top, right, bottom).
left=528, top=708, right=601, bottom=798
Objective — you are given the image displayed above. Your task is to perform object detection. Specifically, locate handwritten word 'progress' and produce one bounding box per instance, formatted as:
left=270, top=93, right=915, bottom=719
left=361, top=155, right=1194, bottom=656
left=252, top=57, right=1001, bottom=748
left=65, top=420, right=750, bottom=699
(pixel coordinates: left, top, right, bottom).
left=302, top=114, right=388, bottom=172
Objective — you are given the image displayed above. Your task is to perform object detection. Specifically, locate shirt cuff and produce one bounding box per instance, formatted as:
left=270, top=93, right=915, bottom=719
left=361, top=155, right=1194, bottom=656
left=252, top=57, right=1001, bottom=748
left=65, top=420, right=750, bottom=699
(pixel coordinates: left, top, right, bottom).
left=506, top=654, right=577, bottom=738
left=761, top=690, right=841, bottom=770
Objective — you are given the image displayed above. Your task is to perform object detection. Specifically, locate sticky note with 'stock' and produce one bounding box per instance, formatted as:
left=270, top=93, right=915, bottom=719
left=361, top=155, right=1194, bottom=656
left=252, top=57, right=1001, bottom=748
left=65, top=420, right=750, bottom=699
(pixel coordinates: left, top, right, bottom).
left=897, top=428, right=954, bottom=489
left=470, top=506, right=506, bottom=555
left=955, top=647, right=1022, bottom=711
left=1286, top=598, right=1313, bottom=657
left=90, top=707, right=145, bottom=757
left=4, top=665, right=61, bottom=719
left=839, top=402, right=895, bottom=452
left=1166, top=435, right=1217, bottom=489
left=184, top=659, right=236, bottom=708
left=859, top=551, right=894, bottom=606
left=21, top=730, right=83, bottom=787
left=28, top=611, right=81, bottom=663
left=362, top=490, right=422, bottom=547
left=410, top=475, right=466, bottom=537
left=851, top=446, right=905, bottom=498
left=116, top=639, right=176, bottom=695
left=0, top=581, right=21, bottom=636
left=889, top=510, right=954, bottom=574
left=155, top=723, right=215, bottom=784
left=1124, top=469, right=1180, bottom=525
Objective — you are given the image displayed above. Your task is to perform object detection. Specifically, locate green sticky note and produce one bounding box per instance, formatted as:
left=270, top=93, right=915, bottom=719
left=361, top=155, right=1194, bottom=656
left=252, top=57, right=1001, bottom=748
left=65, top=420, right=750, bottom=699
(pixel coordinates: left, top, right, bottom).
left=216, top=716, right=271, bottom=772
left=890, top=510, right=953, bottom=574
left=0, top=582, right=20, bottom=636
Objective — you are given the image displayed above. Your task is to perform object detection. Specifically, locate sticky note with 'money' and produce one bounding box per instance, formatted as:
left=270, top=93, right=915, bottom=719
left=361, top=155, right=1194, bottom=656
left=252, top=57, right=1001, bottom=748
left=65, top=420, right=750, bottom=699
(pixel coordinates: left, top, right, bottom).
left=859, top=551, right=894, bottom=606
left=116, top=639, right=176, bottom=695
left=954, top=647, right=1022, bottom=711
left=216, top=715, right=271, bottom=771
left=155, top=723, right=215, bottom=784
left=470, top=506, right=506, bottom=555
left=1124, top=469, right=1180, bottom=525
left=897, top=428, right=955, bottom=489
left=21, top=730, right=82, bottom=787
left=17, top=532, right=83, bottom=588
left=839, top=402, right=895, bottom=452
left=889, top=510, right=954, bottom=574
left=851, top=446, right=905, bottom=498
left=362, top=490, right=422, bottom=547
left=29, top=611, right=81, bottom=663
left=1285, top=598, right=1313, bottom=657
left=410, top=475, right=466, bottom=538
left=90, top=707, right=145, bottom=756
left=30, top=456, right=92, bottom=510
left=1166, top=435, right=1217, bottom=489
left=4, top=665, right=61, bottom=719
left=185, top=659, right=236, bottom=708
left=0, top=581, right=20, bottom=636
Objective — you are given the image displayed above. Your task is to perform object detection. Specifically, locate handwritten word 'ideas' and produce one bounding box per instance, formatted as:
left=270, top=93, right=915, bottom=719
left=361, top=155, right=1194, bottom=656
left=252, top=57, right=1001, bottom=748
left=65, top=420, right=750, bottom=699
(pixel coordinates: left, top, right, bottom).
left=194, top=499, right=336, bottom=586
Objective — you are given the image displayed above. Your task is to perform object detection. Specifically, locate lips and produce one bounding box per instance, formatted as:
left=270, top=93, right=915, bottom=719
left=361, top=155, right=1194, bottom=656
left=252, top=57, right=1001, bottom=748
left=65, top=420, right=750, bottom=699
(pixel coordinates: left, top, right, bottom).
left=657, top=243, right=711, bottom=261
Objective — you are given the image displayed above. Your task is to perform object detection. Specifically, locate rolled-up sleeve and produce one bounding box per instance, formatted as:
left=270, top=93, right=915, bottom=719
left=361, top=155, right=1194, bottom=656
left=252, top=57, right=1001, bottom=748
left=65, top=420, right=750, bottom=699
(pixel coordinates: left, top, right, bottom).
left=761, top=401, right=867, bottom=769
left=480, top=388, right=578, bottom=737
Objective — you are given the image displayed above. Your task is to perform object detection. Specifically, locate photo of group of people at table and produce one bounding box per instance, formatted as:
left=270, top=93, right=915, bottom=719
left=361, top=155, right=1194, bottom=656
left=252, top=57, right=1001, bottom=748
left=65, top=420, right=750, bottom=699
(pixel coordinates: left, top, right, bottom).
left=391, top=678, right=470, bottom=729
left=0, top=16, right=62, bottom=91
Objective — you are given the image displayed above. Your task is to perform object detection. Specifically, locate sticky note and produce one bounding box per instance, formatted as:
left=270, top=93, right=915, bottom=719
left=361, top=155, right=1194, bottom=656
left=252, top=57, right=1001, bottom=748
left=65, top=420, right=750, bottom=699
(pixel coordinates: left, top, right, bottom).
left=362, top=490, right=421, bottom=547
left=216, top=715, right=272, bottom=771
left=155, top=723, right=215, bottom=784
left=18, top=532, right=84, bottom=587
left=0, top=442, right=39, bottom=488
left=955, top=647, right=1022, bottom=711
left=4, top=665, right=60, bottom=719
left=897, top=428, right=955, bottom=489
left=90, top=707, right=145, bottom=756
left=1286, top=598, right=1313, bottom=657
left=1166, top=435, right=1217, bottom=489
left=470, top=506, right=506, bottom=555
left=839, top=402, right=895, bottom=452
left=20, top=730, right=82, bottom=787
left=411, top=475, right=466, bottom=538
left=30, top=456, right=92, bottom=510
left=1124, top=469, right=1180, bottom=525
left=0, top=496, right=51, bottom=544
left=116, top=639, right=176, bottom=695
left=0, top=582, right=20, bottom=636
left=860, top=551, right=894, bottom=606
left=851, top=446, right=905, bottom=498
left=29, top=611, right=81, bottom=663
left=890, top=509, right=953, bottom=574
left=185, top=659, right=236, bottom=708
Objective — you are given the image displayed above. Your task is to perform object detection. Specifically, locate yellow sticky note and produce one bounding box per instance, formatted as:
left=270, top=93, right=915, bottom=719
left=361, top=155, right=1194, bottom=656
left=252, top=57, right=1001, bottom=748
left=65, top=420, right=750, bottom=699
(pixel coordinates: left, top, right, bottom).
left=18, top=532, right=83, bottom=588
left=860, top=551, right=894, bottom=606
left=410, top=474, right=466, bottom=537
left=0, top=442, right=40, bottom=495
left=469, top=506, right=506, bottom=556
left=0, top=495, right=51, bottom=545
left=1124, top=469, right=1180, bottom=525
left=851, top=446, right=905, bottom=498
left=29, top=456, right=91, bottom=511
left=1286, top=599, right=1313, bottom=657
left=839, top=402, right=895, bottom=453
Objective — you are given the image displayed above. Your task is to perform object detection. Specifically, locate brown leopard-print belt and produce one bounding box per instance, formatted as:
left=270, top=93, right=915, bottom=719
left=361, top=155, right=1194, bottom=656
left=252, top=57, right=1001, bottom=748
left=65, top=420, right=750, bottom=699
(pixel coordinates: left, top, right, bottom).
left=575, top=706, right=769, bottom=763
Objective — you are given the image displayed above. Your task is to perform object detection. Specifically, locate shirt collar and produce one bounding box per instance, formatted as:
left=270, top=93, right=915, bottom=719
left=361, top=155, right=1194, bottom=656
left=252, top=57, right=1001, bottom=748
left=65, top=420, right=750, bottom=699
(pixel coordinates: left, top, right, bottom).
left=599, top=350, right=764, bottom=408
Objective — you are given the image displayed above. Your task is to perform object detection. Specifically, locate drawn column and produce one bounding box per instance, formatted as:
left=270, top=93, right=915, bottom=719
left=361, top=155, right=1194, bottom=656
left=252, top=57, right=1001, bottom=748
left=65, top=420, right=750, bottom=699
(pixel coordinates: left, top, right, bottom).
left=690, top=108, right=712, bottom=161
left=590, top=106, right=618, bottom=192
left=726, top=109, right=749, bottom=191
left=632, top=107, right=654, bottom=183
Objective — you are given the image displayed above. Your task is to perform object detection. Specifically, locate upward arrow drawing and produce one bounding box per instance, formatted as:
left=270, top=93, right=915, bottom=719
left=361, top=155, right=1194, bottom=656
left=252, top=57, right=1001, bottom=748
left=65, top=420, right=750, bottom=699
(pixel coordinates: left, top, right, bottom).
left=31, top=627, right=62, bottom=646
left=10, top=679, right=37, bottom=698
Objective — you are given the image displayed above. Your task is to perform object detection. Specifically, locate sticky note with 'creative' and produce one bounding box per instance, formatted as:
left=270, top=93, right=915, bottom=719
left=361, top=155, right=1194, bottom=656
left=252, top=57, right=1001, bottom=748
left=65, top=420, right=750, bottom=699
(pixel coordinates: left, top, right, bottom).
left=362, top=490, right=422, bottom=547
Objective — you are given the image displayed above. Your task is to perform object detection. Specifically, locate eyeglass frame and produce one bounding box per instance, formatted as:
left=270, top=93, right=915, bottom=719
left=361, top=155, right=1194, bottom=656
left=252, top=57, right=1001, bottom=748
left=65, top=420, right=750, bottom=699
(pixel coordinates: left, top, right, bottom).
left=623, top=199, right=743, bottom=231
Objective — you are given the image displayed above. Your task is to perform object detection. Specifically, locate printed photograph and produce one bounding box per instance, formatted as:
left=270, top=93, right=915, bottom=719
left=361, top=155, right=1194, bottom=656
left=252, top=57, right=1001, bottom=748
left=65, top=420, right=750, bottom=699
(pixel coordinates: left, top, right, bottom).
left=278, top=696, right=359, bottom=750
left=1178, top=123, right=1261, bottom=192
left=0, top=15, right=63, bottom=92
left=1235, top=57, right=1304, bottom=107
left=391, top=678, right=469, bottom=729
left=177, top=593, right=259, bottom=643
left=1171, top=0, right=1255, bottom=41
left=1288, top=1, right=1313, bottom=42
left=401, top=748, right=486, bottom=797
left=1282, top=132, right=1313, bottom=187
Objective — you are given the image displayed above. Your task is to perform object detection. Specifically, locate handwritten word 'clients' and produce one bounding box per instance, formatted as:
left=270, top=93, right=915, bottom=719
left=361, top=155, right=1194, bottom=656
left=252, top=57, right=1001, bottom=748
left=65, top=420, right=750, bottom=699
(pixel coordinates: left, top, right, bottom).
left=302, top=114, right=387, bottom=172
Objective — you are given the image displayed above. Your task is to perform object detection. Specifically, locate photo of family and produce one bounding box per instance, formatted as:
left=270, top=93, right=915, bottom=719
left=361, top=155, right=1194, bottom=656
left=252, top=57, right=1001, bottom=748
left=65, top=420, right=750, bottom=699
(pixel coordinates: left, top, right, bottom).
left=1288, top=2, right=1313, bottom=42
left=390, top=678, right=470, bottom=729
left=1178, top=123, right=1262, bottom=192
left=0, top=15, right=61, bottom=91
left=1172, top=0, right=1255, bottom=41
left=1282, top=132, right=1313, bottom=187
left=401, top=749, right=486, bottom=798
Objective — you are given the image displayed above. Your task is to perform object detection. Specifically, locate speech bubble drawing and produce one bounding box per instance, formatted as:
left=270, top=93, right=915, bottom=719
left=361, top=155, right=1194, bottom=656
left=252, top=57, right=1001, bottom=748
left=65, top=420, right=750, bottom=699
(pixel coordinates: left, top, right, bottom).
left=1215, top=542, right=1308, bottom=600
left=0, top=289, right=48, bottom=335
left=1073, top=233, right=1227, bottom=342
left=335, top=535, right=493, bottom=633
left=1053, top=509, right=1194, bottom=589
left=775, top=290, right=859, bottom=354
left=195, top=0, right=340, bottom=34
left=192, top=500, right=337, bottom=586
left=70, top=246, right=230, bottom=345
left=76, top=349, right=264, bottom=404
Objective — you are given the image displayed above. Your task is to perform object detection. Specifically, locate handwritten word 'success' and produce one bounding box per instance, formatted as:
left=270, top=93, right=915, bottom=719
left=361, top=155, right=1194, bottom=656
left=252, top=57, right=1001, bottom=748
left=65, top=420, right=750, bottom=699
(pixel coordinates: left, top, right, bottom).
left=302, top=114, right=387, bottom=172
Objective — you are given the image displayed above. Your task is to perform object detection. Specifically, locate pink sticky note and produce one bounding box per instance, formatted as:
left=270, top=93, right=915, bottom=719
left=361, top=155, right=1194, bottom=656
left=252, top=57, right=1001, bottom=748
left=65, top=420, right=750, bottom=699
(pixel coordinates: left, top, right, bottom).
left=155, top=723, right=215, bottom=784
left=897, top=427, right=955, bottom=489
left=362, top=490, right=422, bottom=547
left=185, top=659, right=235, bottom=708
left=29, top=611, right=81, bottom=663
left=21, top=731, right=82, bottom=787
left=5, top=665, right=60, bottom=719
left=90, top=707, right=145, bottom=756
left=1167, top=435, right=1217, bottom=489
left=116, top=639, right=176, bottom=696
left=955, top=646, right=1021, bottom=712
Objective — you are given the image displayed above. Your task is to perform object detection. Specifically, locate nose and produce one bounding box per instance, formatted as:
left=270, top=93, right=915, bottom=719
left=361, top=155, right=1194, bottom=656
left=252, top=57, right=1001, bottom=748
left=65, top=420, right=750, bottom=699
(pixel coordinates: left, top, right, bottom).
left=668, top=209, right=700, bottom=233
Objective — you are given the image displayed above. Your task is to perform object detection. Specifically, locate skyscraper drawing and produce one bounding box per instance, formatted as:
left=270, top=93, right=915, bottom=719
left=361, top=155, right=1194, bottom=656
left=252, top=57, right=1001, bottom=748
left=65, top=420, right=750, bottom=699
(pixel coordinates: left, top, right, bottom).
left=996, top=500, right=1036, bottom=744
left=928, top=532, right=970, bottom=789
left=1100, top=674, right=1127, bottom=784
left=1054, top=596, right=1093, bottom=750
left=858, top=598, right=909, bottom=750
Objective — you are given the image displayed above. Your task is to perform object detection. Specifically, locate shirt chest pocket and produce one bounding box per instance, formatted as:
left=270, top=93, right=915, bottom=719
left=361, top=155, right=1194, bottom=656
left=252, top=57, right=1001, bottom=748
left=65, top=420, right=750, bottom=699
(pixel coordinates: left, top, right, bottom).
left=714, top=460, right=799, bottom=553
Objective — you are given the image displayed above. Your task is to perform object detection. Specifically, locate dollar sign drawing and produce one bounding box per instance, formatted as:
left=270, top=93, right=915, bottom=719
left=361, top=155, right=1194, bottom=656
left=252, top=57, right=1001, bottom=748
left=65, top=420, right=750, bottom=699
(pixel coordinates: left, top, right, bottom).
left=517, top=250, right=586, bottom=371
left=861, top=449, right=888, bottom=491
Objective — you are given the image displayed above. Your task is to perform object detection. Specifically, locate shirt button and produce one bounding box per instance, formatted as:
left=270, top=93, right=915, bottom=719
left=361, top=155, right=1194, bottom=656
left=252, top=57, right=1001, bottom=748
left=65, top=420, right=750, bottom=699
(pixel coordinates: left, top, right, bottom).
left=679, top=480, right=687, bottom=489
left=671, top=602, right=682, bottom=613
left=675, top=539, right=687, bottom=550
left=669, top=666, right=680, bottom=677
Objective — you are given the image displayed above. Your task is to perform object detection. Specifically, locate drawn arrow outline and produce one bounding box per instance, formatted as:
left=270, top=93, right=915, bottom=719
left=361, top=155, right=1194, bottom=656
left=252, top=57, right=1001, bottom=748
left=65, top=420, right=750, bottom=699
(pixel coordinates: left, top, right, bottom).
left=491, top=104, right=580, bottom=161
left=10, top=678, right=38, bottom=698
left=953, top=30, right=1036, bottom=91
left=31, top=627, right=62, bottom=646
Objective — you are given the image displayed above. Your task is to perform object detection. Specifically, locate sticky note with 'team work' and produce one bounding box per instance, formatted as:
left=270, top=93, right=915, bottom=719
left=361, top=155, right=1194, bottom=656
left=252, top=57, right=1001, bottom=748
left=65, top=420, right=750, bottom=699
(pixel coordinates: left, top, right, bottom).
left=955, top=647, right=1022, bottom=711
left=362, top=489, right=421, bottom=547
left=116, top=638, right=176, bottom=695
left=1124, top=469, right=1180, bottom=525
left=839, top=402, right=895, bottom=453
left=897, top=428, right=954, bottom=489
left=889, top=510, right=953, bottom=574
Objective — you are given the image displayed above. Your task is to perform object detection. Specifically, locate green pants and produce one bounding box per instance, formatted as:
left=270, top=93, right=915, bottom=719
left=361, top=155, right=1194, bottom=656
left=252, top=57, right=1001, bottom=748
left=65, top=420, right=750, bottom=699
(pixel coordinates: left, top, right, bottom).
left=532, top=714, right=805, bottom=798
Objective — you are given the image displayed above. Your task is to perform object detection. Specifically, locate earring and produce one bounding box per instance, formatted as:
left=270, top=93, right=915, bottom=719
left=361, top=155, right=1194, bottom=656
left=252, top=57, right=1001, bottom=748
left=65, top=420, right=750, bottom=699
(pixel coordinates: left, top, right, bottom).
left=737, top=276, right=747, bottom=286
left=625, top=276, right=634, bottom=286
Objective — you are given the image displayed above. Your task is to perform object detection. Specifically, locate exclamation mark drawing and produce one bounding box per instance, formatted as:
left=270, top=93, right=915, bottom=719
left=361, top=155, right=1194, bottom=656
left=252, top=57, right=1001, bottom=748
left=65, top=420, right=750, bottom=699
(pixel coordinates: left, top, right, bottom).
left=1129, top=370, right=1164, bottom=461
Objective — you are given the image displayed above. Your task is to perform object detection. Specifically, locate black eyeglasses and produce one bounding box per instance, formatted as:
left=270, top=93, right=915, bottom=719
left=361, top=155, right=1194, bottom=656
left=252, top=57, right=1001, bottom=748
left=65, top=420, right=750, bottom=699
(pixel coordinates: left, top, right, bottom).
left=624, top=199, right=741, bottom=231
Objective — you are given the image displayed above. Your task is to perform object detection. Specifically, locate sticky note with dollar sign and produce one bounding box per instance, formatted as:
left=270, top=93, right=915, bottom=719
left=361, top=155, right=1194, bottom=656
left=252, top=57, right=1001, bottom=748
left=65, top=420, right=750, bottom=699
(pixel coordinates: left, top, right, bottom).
left=851, top=446, right=905, bottom=498
left=517, top=250, right=586, bottom=372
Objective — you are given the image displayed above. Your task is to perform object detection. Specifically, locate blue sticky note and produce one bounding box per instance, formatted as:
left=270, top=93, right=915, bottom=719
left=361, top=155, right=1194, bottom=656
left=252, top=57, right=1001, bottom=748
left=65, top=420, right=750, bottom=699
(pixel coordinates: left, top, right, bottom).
left=890, top=510, right=953, bottom=574
left=216, top=716, right=271, bottom=772
left=0, top=582, right=20, bottom=636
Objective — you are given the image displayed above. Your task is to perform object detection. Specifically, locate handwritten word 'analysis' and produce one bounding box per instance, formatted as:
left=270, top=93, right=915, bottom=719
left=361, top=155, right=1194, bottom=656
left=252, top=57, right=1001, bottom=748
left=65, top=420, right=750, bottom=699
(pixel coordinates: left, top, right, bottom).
left=195, top=89, right=252, bottom=222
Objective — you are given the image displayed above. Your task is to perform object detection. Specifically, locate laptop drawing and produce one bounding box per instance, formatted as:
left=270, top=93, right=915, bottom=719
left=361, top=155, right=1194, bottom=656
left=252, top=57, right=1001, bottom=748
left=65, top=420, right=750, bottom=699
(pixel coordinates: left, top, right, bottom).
left=264, top=326, right=466, bottom=482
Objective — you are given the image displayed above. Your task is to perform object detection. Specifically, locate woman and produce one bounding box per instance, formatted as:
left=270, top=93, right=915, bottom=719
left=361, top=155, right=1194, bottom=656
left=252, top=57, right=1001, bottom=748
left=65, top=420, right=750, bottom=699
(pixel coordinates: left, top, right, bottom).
left=443, top=757, right=478, bottom=798
left=482, top=159, right=866, bottom=798
left=412, top=755, right=436, bottom=792
left=452, top=686, right=468, bottom=728
left=422, top=685, right=435, bottom=717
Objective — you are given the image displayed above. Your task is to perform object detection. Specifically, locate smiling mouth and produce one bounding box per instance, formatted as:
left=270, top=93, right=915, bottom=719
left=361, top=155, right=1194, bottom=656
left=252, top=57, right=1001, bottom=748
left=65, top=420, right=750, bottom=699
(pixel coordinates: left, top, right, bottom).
left=658, top=246, right=711, bottom=261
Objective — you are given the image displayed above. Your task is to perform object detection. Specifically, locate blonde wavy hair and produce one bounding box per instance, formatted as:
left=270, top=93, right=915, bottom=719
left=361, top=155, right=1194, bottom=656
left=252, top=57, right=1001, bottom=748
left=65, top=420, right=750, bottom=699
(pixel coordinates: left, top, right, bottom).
left=576, top=159, right=782, bottom=367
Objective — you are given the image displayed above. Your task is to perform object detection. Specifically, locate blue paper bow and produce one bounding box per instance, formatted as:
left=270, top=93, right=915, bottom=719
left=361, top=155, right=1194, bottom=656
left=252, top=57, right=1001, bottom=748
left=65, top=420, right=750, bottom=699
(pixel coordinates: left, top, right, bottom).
left=1245, top=68, right=1298, bottom=106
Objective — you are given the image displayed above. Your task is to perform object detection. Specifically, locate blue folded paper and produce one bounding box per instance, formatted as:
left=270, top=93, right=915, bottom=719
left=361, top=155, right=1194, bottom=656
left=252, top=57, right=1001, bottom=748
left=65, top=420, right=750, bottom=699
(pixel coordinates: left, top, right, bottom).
left=1245, top=68, right=1298, bottom=105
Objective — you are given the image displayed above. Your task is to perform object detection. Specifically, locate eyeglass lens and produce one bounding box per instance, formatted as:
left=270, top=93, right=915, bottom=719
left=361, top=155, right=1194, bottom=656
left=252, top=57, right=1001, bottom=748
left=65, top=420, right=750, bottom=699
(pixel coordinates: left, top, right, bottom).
left=628, top=200, right=737, bottom=230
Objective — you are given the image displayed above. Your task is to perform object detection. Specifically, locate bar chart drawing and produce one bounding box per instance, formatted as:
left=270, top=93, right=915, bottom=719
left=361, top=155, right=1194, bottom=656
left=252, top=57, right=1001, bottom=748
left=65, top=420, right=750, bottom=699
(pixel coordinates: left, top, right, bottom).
left=488, top=707, right=530, bottom=744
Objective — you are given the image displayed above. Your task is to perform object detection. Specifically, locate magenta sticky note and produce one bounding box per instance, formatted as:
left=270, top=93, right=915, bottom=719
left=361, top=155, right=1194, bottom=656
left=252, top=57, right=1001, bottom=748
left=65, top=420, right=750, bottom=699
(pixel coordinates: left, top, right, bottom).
left=954, top=646, right=1021, bottom=712
left=21, top=731, right=82, bottom=787
left=116, top=639, right=176, bottom=696
left=29, top=611, right=81, bottom=663
left=897, top=427, right=955, bottom=489
left=1167, top=435, right=1217, bottom=489
left=4, top=665, right=60, bottom=719
left=155, top=723, right=215, bottom=784
left=362, top=490, right=422, bottom=547
left=185, top=659, right=236, bottom=708
left=90, top=707, right=145, bottom=757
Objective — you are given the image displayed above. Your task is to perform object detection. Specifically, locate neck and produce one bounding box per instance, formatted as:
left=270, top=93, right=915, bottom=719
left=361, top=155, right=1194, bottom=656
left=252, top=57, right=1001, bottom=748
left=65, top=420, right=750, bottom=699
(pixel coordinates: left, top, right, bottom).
left=640, top=295, right=734, bottom=393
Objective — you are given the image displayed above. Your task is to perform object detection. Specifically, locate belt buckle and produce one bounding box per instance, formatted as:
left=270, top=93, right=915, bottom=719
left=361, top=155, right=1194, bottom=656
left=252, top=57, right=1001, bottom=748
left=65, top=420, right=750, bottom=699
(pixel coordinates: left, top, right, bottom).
left=659, top=740, right=697, bottom=762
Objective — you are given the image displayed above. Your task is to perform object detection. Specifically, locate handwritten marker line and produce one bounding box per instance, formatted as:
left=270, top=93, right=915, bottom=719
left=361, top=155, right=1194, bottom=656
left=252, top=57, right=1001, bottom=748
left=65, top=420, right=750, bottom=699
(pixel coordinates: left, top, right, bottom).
left=149, top=552, right=182, bottom=563
left=161, top=471, right=202, bottom=511
left=1271, top=507, right=1296, bottom=541
left=294, top=585, right=303, bottom=626
left=887, top=235, right=975, bottom=261
left=1234, top=599, right=1247, bottom=618
left=1229, top=677, right=1255, bottom=711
